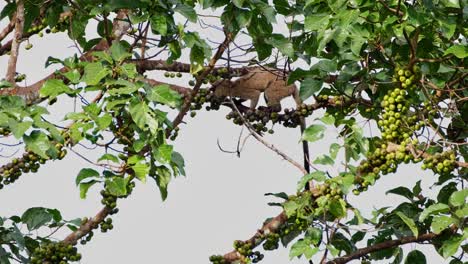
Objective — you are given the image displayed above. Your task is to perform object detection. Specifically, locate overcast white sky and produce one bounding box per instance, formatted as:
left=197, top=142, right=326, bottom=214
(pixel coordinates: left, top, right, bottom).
left=0, top=3, right=455, bottom=264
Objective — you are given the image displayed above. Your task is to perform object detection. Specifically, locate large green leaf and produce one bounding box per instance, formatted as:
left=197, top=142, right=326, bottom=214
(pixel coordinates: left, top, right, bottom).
left=404, top=250, right=426, bottom=264
left=110, top=42, right=132, bottom=63
left=396, top=212, right=418, bottom=237
left=151, top=15, right=167, bottom=36
left=444, top=45, right=468, bottom=58
left=305, top=14, right=330, bottom=31
left=302, top=124, right=326, bottom=142
left=129, top=100, right=159, bottom=135
left=105, top=177, right=127, bottom=196
left=23, top=131, right=52, bottom=159
left=431, top=215, right=456, bottom=234
left=82, top=62, right=111, bottom=85
left=21, top=207, right=53, bottom=231
left=448, top=189, right=467, bottom=207
left=75, top=168, right=100, bottom=185
left=40, top=79, right=74, bottom=99
left=300, top=78, right=323, bottom=101
left=419, top=203, right=450, bottom=221
left=265, top=34, right=294, bottom=57
left=147, top=84, right=182, bottom=108
left=289, top=239, right=319, bottom=259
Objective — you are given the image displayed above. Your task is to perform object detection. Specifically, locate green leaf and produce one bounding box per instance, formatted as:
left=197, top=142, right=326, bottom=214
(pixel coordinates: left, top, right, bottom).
left=155, top=144, right=173, bottom=164
left=305, top=14, right=330, bottom=31
left=386, top=187, right=414, bottom=201
left=444, top=45, right=468, bottom=58
left=448, top=189, right=467, bottom=207
left=419, top=203, right=450, bottom=221
left=128, top=155, right=149, bottom=183
left=232, top=0, right=244, bottom=8
left=110, top=42, right=131, bottom=63
left=289, top=239, right=319, bottom=259
left=171, top=151, right=185, bottom=176
left=396, top=212, right=418, bottom=237
left=80, top=180, right=99, bottom=199
left=265, top=34, right=294, bottom=57
left=62, top=69, right=81, bottom=84
left=21, top=207, right=52, bottom=231
left=10, top=121, right=32, bottom=139
left=313, top=155, right=334, bottom=165
left=153, top=166, right=172, bottom=201
left=82, top=62, right=111, bottom=85
left=440, top=235, right=464, bottom=259
left=302, top=124, right=326, bottom=142
left=440, top=0, right=460, bottom=8
left=431, top=215, right=455, bottom=234
left=329, top=199, right=347, bottom=218
left=105, top=177, right=127, bottom=196
left=0, top=80, right=13, bottom=89
left=235, top=10, right=252, bottom=28
left=147, top=84, right=182, bottom=108
left=129, top=100, right=159, bottom=134
left=297, top=171, right=326, bottom=191
left=405, top=250, right=426, bottom=264
left=98, top=154, right=120, bottom=163
left=23, top=131, right=52, bottom=159
left=300, top=78, right=323, bottom=101
left=96, top=114, right=113, bottom=130
left=151, top=15, right=167, bottom=36
left=330, top=143, right=340, bottom=159
left=174, top=4, right=197, bottom=23
left=75, top=168, right=100, bottom=185
left=40, top=79, right=74, bottom=99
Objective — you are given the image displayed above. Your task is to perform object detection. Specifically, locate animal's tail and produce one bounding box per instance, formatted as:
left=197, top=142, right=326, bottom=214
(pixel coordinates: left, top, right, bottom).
left=291, top=84, right=302, bottom=106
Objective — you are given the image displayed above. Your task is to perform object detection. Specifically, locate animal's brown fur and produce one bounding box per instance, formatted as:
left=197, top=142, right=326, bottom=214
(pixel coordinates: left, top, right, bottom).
left=213, top=68, right=301, bottom=110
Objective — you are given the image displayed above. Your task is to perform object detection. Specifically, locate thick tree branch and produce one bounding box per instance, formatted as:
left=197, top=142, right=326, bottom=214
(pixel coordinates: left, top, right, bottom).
left=5, top=0, right=25, bottom=83
left=63, top=207, right=111, bottom=244
left=0, top=18, right=15, bottom=42
left=326, top=226, right=458, bottom=264
left=223, top=212, right=288, bottom=262
left=0, top=10, right=131, bottom=104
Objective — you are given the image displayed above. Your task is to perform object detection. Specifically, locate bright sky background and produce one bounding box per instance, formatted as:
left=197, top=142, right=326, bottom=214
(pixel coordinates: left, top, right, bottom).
left=0, top=3, right=451, bottom=263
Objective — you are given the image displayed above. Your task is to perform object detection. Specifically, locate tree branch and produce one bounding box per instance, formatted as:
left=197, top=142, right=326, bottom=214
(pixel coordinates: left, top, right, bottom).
left=168, top=30, right=234, bottom=132
left=0, top=10, right=131, bottom=104
left=223, top=212, right=288, bottom=262
left=5, top=0, right=25, bottom=83
left=0, top=18, right=15, bottom=42
left=229, top=99, right=308, bottom=175
left=326, top=226, right=458, bottom=264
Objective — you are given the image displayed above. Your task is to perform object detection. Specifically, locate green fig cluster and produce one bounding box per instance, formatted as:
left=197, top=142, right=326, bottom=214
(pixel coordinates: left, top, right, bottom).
left=208, top=255, right=229, bottom=264
left=14, top=73, right=26, bottom=82
left=79, top=229, right=94, bottom=245
left=232, top=240, right=264, bottom=263
left=100, top=217, right=114, bottom=233
left=0, top=143, right=65, bottom=188
left=26, top=18, right=46, bottom=35
left=163, top=72, right=181, bottom=78
left=311, top=183, right=343, bottom=200
left=378, top=65, right=422, bottom=143
left=30, top=242, right=81, bottom=264
left=100, top=181, right=135, bottom=210
left=262, top=232, right=280, bottom=251
left=421, top=151, right=457, bottom=175
left=355, top=141, right=418, bottom=192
